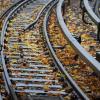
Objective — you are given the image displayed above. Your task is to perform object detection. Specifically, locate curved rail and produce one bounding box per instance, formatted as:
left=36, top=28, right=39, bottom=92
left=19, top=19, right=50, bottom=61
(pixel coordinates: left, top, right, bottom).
left=43, top=2, right=89, bottom=100
left=56, top=0, right=100, bottom=77
left=1, top=0, right=32, bottom=99
left=0, top=0, right=23, bottom=20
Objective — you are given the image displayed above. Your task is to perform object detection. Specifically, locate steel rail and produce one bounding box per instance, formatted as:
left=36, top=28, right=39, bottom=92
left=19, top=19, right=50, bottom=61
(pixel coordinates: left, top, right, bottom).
left=57, top=0, right=100, bottom=77
left=1, top=0, right=32, bottom=100
left=43, top=1, right=89, bottom=100
left=0, top=0, right=24, bottom=20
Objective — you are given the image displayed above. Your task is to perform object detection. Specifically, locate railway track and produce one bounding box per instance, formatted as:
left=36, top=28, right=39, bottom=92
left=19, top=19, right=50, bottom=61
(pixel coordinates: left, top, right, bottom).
left=1, top=0, right=100, bottom=100
left=43, top=0, right=100, bottom=100
left=1, top=0, right=78, bottom=100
